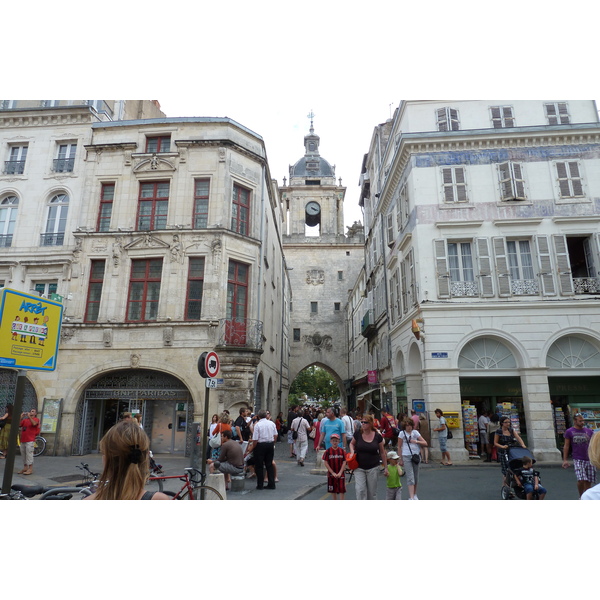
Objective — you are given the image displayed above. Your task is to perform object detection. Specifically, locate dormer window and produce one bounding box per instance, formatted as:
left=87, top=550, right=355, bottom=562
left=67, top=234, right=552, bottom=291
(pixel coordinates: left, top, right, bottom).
left=145, top=135, right=171, bottom=153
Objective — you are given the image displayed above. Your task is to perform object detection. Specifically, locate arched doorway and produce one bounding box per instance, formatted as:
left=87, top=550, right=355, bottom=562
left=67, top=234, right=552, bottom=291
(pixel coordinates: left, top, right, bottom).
left=72, top=369, right=193, bottom=456
left=0, top=369, right=38, bottom=412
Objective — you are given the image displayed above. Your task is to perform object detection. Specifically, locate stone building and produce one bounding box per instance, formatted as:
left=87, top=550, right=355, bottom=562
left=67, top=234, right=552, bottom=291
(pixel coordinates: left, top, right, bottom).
left=280, top=118, right=364, bottom=402
left=0, top=101, right=290, bottom=455
left=353, top=100, right=600, bottom=461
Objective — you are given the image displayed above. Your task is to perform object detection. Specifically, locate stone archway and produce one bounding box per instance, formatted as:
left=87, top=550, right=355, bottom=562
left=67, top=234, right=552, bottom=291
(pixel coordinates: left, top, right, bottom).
left=288, top=361, right=347, bottom=406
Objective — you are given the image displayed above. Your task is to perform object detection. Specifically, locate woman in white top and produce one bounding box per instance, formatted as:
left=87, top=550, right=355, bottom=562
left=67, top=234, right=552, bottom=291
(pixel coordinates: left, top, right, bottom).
left=397, top=419, right=427, bottom=500
left=581, top=431, right=600, bottom=500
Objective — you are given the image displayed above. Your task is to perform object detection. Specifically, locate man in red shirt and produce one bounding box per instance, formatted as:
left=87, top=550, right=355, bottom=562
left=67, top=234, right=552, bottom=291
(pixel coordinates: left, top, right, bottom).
left=19, top=408, right=40, bottom=475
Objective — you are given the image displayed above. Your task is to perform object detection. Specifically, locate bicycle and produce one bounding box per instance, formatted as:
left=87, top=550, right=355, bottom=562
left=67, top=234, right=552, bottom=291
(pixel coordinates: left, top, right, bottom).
left=76, top=462, right=100, bottom=493
left=148, top=467, right=223, bottom=500
left=33, top=435, right=47, bottom=457
left=1, top=483, right=93, bottom=500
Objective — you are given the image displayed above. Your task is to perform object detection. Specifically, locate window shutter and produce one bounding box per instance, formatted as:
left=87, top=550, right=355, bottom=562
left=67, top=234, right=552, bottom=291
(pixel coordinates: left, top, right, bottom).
left=535, top=235, right=556, bottom=296
left=442, top=168, right=455, bottom=202
left=568, top=162, right=584, bottom=196
left=558, top=102, right=570, bottom=124
left=449, top=108, right=459, bottom=130
left=498, top=162, right=513, bottom=200
left=493, top=237, right=512, bottom=297
left=476, top=237, right=494, bottom=297
left=503, top=106, right=515, bottom=127
left=552, top=234, right=574, bottom=295
left=387, top=211, right=395, bottom=246
left=545, top=103, right=558, bottom=125
left=434, top=239, right=450, bottom=298
left=408, top=248, right=416, bottom=307
left=437, top=108, right=448, bottom=131
left=455, top=167, right=467, bottom=202
left=512, top=163, right=526, bottom=199
left=491, top=106, right=502, bottom=128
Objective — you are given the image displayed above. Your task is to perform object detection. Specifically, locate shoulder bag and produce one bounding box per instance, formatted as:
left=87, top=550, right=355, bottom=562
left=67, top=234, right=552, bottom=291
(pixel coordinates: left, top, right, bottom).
left=403, top=431, right=421, bottom=464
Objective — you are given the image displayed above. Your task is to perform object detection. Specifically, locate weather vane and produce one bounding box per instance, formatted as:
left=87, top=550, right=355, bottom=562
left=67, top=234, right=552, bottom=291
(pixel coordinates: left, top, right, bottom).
left=307, top=109, right=315, bottom=132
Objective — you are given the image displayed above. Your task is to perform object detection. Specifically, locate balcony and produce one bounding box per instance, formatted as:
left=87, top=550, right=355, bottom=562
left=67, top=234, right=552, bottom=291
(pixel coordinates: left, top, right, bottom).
left=0, top=234, right=13, bottom=247
left=217, top=318, right=263, bottom=350
left=361, top=309, right=376, bottom=338
left=574, top=277, right=600, bottom=294
left=450, top=281, right=478, bottom=297
left=4, top=160, right=25, bottom=175
left=40, top=233, right=65, bottom=246
left=52, top=158, right=75, bottom=173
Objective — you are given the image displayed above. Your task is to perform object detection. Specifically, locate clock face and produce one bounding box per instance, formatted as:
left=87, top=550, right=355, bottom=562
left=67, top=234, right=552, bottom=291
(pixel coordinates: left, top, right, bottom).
left=306, top=202, right=321, bottom=216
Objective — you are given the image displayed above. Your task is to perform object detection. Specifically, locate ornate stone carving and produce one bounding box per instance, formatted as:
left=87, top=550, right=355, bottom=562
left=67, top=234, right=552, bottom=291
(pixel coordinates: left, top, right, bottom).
left=130, top=353, right=141, bottom=368
left=306, top=269, right=325, bottom=285
left=103, top=329, right=112, bottom=347
left=304, top=332, right=333, bottom=351
left=163, top=326, right=173, bottom=346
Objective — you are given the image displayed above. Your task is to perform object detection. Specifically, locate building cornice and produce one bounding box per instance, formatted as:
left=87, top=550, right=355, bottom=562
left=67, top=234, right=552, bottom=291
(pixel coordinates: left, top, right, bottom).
left=0, top=106, right=98, bottom=129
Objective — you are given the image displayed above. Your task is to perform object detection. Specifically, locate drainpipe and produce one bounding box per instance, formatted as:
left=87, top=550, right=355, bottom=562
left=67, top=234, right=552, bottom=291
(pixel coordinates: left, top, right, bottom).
left=253, top=166, right=267, bottom=410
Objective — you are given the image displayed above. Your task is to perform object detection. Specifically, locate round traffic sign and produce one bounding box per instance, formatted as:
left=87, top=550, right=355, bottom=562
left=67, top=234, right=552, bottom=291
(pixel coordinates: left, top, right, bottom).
left=205, top=351, right=220, bottom=378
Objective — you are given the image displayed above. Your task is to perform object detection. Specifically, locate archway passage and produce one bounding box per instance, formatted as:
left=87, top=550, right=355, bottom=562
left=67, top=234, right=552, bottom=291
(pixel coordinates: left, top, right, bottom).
left=72, top=369, right=193, bottom=456
left=288, top=364, right=345, bottom=409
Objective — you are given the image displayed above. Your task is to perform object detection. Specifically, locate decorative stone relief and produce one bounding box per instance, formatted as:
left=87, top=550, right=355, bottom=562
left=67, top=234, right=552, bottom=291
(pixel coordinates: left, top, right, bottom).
left=306, top=269, right=325, bottom=285
left=304, top=332, right=332, bottom=352
left=130, top=353, right=141, bottom=368
left=169, top=234, right=184, bottom=264
left=103, top=329, right=112, bottom=347
left=60, top=327, right=75, bottom=343
left=163, top=327, right=173, bottom=346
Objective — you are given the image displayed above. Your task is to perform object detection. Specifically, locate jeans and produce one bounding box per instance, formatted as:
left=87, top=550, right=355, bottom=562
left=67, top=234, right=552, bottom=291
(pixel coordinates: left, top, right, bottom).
left=354, top=466, right=379, bottom=500
left=254, top=442, right=275, bottom=488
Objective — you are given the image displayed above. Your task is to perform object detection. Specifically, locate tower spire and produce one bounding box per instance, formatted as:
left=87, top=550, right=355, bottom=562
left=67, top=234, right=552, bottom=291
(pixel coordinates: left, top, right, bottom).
left=307, top=109, right=315, bottom=134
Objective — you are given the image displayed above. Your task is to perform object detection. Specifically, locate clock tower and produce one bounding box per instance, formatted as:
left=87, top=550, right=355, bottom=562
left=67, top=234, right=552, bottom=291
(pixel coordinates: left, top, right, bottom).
left=280, top=114, right=346, bottom=241
left=280, top=114, right=364, bottom=405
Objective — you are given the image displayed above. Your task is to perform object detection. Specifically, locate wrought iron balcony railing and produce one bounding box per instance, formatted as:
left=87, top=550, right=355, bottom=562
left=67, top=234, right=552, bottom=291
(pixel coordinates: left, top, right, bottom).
left=52, top=158, right=75, bottom=172
left=574, top=277, right=600, bottom=294
left=217, top=318, right=263, bottom=350
left=4, top=160, right=25, bottom=174
left=40, top=232, right=65, bottom=246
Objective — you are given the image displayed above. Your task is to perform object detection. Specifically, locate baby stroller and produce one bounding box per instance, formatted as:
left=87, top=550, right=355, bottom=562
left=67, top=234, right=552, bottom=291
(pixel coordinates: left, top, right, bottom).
left=500, top=447, right=540, bottom=500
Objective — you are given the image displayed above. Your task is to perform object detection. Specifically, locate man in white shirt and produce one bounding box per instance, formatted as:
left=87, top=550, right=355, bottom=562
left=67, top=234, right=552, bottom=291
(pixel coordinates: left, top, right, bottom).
left=478, top=411, right=491, bottom=461
left=247, top=409, right=278, bottom=489
left=341, top=408, right=354, bottom=450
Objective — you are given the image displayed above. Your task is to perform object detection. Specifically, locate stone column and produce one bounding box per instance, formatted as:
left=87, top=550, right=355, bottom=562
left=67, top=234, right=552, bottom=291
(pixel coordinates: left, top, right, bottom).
left=520, top=368, right=561, bottom=461
left=422, top=368, right=469, bottom=461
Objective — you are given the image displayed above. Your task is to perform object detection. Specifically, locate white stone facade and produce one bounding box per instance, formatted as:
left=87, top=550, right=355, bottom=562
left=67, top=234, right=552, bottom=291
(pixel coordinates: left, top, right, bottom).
left=353, top=100, right=600, bottom=461
left=1, top=103, right=290, bottom=455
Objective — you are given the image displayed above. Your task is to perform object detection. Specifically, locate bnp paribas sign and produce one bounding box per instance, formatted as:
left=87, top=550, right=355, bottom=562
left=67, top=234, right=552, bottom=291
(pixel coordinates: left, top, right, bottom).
left=0, top=288, right=63, bottom=371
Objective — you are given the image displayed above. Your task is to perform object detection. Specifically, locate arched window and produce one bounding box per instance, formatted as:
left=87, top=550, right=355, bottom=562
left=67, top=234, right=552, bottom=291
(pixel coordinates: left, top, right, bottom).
left=0, top=195, right=18, bottom=247
left=458, top=338, right=517, bottom=369
left=42, top=193, right=69, bottom=246
left=546, top=336, right=600, bottom=369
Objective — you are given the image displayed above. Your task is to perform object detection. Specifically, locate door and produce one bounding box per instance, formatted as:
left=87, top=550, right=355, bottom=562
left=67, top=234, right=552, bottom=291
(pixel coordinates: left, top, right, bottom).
left=226, top=260, right=249, bottom=345
left=147, top=400, right=187, bottom=454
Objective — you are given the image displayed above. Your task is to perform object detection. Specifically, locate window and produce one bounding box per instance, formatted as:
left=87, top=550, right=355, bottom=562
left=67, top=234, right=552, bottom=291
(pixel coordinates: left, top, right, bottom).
left=126, top=258, right=163, bottom=321
left=442, top=167, right=468, bottom=203
left=545, top=102, right=569, bottom=125
left=84, top=260, right=106, bottom=322
left=498, top=162, right=526, bottom=201
left=338, top=270, right=344, bottom=280
left=293, top=328, right=301, bottom=342
left=53, top=143, right=76, bottom=172
left=311, top=302, right=318, bottom=313
left=436, top=107, right=459, bottom=131
left=33, top=282, right=58, bottom=298
left=0, top=196, right=18, bottom=247
left=5, top=144, right=28, bottom=174
left=334, top=302, right=341, bottom=311
left=225, top=260, right=249, bottom=345
left=137, top=181, right=169, bottom=230
left=490, top=106, right=515, bottom=128
left=193, top=179, right=210, bottom=229
left=145, top=136, right=171, bottom=153
left=556, top=162, right=584, bottom=198
left=232, top=183, right=251, bottom=235
left=185, top=257, right=205, bottom=320
left=42, top=194, right=69, bottom=246
left=448, top=242, right=477, bottom=296
left=97, top=183, right=115, bottom=232
left=507, top=240, right=537, bottom=294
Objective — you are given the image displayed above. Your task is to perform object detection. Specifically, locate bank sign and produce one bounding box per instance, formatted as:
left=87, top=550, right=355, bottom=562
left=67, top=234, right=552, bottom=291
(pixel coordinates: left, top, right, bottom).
left=0, top=288, right=63, bottom=371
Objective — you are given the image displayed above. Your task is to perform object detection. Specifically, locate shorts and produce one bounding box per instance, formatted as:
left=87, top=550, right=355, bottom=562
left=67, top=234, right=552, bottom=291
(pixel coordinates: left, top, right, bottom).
left=439, top=436, right=447, bottom=452
left=327, top=475, right=346, bottom=495
left=213, top=460, right=244, bottom=476
left=386, top=487, right=402, bottom=500
left=574, top=459, right=596, bottom=483
left=523, top=482, right=547, bottom=496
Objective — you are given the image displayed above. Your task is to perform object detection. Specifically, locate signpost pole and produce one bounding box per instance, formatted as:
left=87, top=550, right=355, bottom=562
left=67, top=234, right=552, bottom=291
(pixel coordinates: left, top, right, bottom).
left=1, top=370, right=27, bottom=495
left=201, top=385, right=210, bottom=482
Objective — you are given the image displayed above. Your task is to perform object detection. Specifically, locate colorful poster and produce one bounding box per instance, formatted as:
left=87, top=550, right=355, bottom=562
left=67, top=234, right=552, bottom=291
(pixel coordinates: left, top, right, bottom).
left=0, top=288, right=63, bottom=371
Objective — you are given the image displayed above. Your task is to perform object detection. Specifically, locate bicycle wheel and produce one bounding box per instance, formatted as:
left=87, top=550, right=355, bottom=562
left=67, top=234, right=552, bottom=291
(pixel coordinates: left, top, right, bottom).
left=180, top=485, right=223, bottom=500
left=145, top=477, right=164, bottom=493
left=33, top=436, right=46, bottom=457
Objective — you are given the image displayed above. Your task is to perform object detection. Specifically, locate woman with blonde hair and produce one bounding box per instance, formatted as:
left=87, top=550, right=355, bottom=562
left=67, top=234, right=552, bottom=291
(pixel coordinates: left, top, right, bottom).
left=581, top=432, right=600, bottom=500
left=85, top=421, right=170, bottom=500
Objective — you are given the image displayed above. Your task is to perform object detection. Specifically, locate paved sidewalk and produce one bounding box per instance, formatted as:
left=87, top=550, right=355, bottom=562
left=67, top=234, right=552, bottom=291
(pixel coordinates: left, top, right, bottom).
left=1, top=439, right=564, bottom=500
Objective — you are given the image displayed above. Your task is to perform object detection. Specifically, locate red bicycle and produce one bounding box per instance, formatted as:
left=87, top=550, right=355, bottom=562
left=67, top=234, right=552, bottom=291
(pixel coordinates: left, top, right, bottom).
left=148, top=467, right=223, bottom=500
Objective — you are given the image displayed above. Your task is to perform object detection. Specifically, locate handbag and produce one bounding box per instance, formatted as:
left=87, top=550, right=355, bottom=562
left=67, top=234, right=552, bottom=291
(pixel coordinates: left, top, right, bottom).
left=345, top=452, right=359, bottom=470
left=209, top=426, right=222, bottom=449
left=403, top=432, right=421, bottom=465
